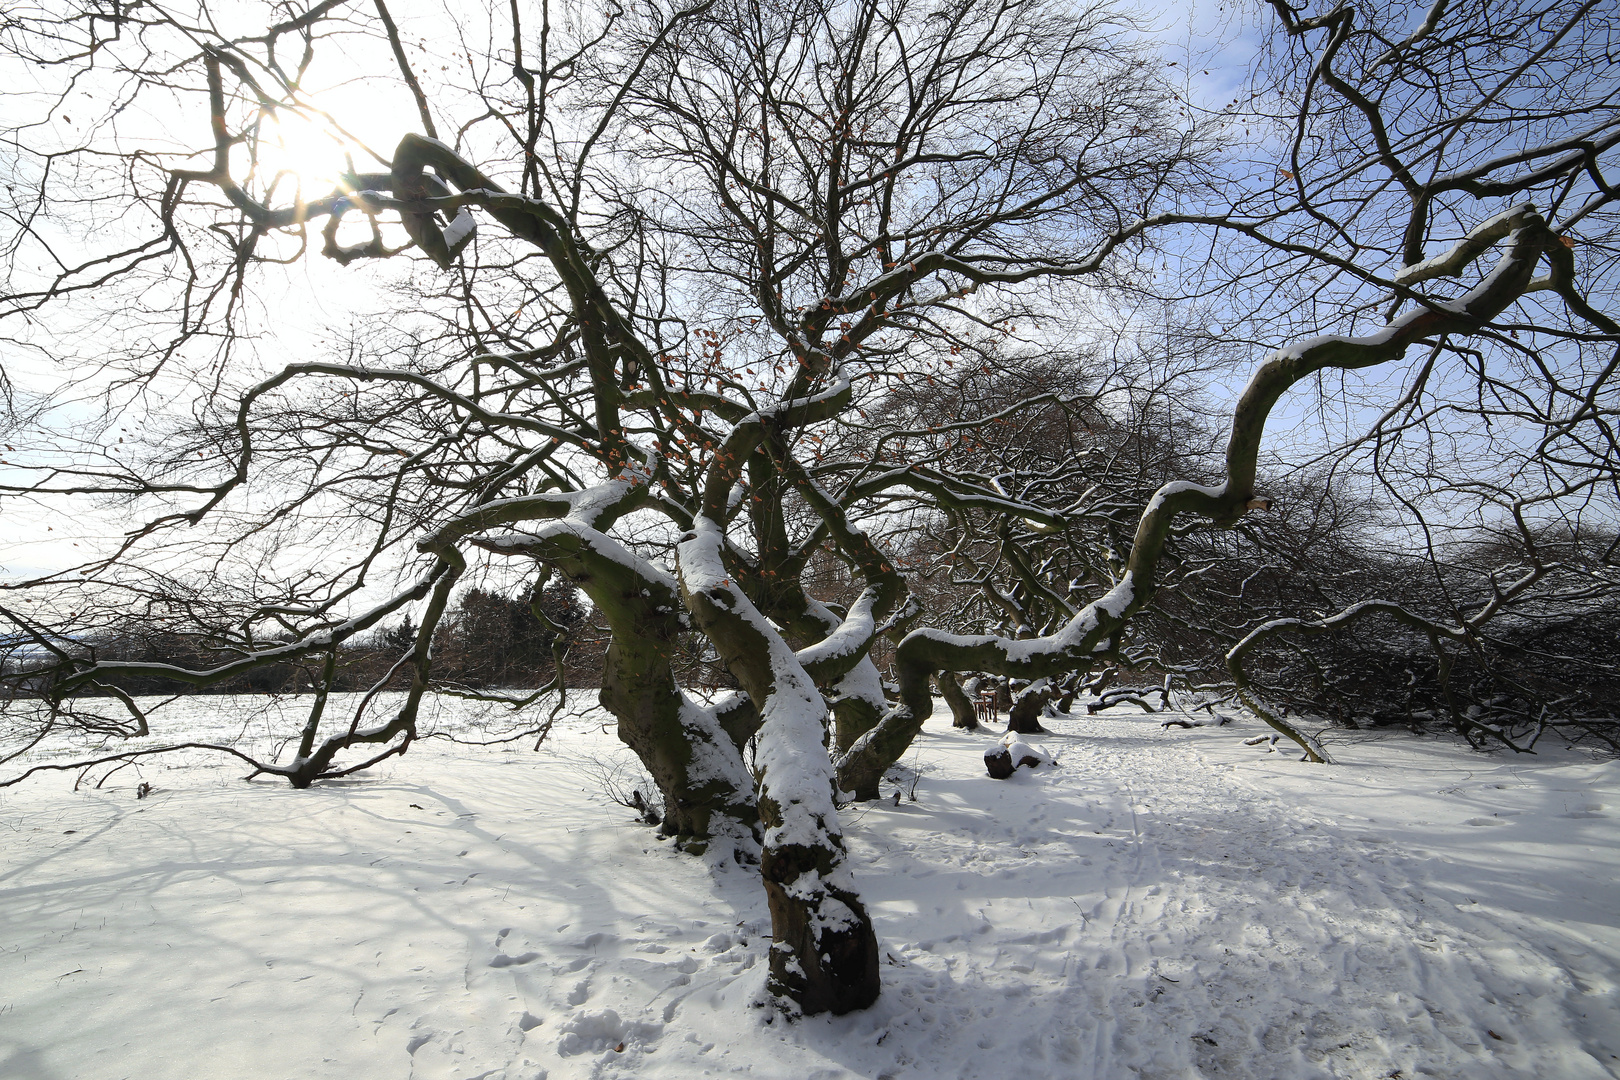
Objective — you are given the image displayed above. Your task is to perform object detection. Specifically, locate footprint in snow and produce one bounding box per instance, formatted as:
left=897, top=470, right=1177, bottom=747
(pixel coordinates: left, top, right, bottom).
left=569, top=931, right=615, bottom=950
left=489, top=951, right=541, bottom=967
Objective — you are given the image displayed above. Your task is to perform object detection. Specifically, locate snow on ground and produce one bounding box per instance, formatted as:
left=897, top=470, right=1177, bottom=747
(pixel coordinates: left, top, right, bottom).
left=1, top=696, right=1616, bottom=1079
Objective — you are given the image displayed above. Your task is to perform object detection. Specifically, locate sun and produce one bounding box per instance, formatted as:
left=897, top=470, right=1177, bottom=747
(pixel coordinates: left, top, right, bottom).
left=250, top=108, right=353, bottom=196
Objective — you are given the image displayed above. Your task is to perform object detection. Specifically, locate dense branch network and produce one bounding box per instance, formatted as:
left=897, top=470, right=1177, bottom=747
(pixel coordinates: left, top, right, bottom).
left=1, top=0, right=1617, bottom=1015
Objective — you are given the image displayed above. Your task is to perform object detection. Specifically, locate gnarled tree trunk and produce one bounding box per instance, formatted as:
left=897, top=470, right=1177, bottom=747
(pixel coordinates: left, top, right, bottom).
left=936, top=673, right=979, bottom=730
left=680, top=518, right=881, bottom=1015
left=461, top=489, right=761, bottom=855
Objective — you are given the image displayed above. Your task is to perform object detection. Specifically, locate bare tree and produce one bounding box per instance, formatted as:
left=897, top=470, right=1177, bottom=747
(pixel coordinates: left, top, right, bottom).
left=1202, top=0, right=1620, bottom=751
left=2, top=0, right=1617, bottom=1016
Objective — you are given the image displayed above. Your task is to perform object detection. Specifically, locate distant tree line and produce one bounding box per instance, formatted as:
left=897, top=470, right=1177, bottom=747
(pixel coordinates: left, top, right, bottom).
left=34, top=580, right=599, bottom=697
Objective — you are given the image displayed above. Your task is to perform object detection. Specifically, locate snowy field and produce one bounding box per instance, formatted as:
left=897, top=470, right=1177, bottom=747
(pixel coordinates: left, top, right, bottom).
left=1, top=695, right=1616, bottom=1080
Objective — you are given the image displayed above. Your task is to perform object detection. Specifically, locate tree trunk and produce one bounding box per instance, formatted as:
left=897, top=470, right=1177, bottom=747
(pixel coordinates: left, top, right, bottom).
left=680, top=519, right=880, bottom=1015
left=1006, top=682, right=1050, bottom=734
left=752, top=585, right=889, bottom=757
left=601, top=639, right=758, bottom=856
left=830, top=660, right=887, bottom=753
left=936, top=672, right=979, bottom=729
left=757, top=795, right=882, bottom=1015
left=470, top=522, right=761, bottom=853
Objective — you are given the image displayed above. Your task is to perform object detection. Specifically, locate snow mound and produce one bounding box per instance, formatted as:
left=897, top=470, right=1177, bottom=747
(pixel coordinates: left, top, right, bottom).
left=985, top=730, right=1050, bottom=778
left=555, top=1008, right=663, bottom=1056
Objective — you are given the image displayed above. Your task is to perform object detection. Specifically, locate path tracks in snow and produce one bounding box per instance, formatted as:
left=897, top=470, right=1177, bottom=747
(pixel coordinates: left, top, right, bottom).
left=832, top=712, right=1617, bottom=1079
